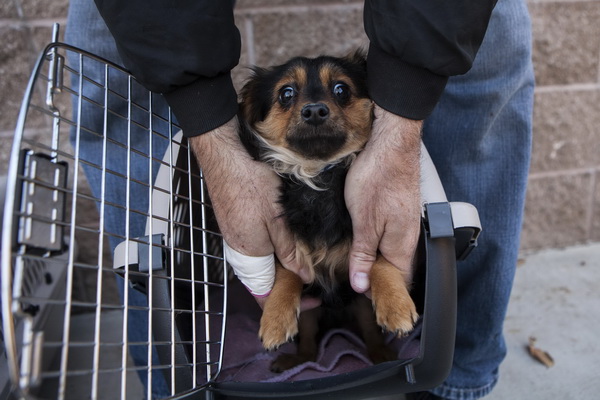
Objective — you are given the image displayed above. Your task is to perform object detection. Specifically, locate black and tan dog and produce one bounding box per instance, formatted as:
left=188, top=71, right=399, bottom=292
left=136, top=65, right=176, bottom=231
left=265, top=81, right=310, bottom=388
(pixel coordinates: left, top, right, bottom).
left=238, top=52, right=418, bottom=372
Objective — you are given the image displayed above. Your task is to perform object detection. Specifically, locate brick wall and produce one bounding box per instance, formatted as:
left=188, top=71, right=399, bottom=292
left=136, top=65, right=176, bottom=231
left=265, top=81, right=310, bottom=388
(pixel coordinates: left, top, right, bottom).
left=1, top=0, right=599, bottom=251
left=525, top=0, right=600, bottom=249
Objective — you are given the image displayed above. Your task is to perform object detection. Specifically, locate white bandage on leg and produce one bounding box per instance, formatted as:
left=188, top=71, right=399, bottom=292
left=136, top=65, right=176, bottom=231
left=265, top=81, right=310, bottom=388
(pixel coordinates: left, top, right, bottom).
left=223, top=241, right=275, bottom=297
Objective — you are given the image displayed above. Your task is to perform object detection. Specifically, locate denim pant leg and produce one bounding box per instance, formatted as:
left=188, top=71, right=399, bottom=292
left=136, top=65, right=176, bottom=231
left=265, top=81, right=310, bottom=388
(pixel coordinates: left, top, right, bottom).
left=66, top=0, right=171, bottom=397
left=422, top=0, right=534, bottom=398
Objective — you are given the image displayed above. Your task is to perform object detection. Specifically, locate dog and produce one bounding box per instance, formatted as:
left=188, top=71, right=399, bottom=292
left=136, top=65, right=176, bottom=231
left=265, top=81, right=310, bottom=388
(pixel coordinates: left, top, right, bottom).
left=237, top=52, right=418, bottom=372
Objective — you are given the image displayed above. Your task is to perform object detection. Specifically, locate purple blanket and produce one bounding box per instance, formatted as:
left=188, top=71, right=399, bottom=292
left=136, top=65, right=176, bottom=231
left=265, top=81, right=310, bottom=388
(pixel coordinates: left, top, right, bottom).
left=204, top=279, right=421, bottom=383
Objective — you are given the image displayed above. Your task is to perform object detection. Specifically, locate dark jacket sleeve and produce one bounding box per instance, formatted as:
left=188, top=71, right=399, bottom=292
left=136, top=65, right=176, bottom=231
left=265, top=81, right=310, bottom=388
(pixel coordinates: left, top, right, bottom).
left=94, top=0, right=241, bottom=136
left=364, top=0, right=498, bottom=120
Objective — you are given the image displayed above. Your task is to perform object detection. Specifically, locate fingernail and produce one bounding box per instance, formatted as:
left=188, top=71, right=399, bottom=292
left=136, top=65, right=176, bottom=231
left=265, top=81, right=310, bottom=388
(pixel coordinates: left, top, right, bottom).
left=352, top=272, right=370, bottom=292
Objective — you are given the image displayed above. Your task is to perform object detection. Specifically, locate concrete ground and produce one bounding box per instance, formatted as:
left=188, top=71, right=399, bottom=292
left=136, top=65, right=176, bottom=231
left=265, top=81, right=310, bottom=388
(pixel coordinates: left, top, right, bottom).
left=486, top=242, right=600, bottom=399
left=384, top=242, right=600, bottom=400
left=37, top=242, right=600, bottom=399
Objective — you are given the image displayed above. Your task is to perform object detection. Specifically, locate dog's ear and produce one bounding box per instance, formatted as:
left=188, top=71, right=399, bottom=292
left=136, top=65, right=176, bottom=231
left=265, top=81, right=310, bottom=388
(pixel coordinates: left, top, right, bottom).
left=344, top=49, right=367, bottom=70
left=238, top=67, right=274, bottom=160
left=239, top=67, right=272, bottom=125
left=340, top=50, right=368, bottom=98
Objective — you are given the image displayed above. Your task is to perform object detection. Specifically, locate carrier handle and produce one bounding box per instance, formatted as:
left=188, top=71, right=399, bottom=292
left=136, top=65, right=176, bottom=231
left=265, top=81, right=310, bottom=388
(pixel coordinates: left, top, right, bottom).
left=420, top=142, right=481, bottom=257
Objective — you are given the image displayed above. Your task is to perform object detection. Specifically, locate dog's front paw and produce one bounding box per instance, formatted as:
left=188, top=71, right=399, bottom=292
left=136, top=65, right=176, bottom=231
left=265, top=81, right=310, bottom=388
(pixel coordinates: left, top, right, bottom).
left=259, top=305, right=299, bottom=350
left=372, top=288, right=418, bottom=337
left=370, top=256, right=418, bottom=337
left=257, top=263, right=304, bottom=350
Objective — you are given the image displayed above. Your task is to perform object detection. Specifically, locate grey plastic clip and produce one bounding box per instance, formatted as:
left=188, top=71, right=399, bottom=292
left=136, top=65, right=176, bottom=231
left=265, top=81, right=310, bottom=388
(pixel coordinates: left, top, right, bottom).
left=424, top=202, right=454, bottom=239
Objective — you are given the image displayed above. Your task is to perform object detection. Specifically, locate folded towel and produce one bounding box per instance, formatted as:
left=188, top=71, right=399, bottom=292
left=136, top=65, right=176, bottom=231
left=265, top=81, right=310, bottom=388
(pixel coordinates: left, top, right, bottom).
left=209, top=278, right=421, bottom=383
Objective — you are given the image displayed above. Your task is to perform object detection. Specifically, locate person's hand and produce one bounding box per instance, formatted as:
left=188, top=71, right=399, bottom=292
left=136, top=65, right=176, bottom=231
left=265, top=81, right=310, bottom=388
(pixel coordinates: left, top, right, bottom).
left=189, top=116, right=312, bottom=308
left=345, top=105, right=423, bottom=294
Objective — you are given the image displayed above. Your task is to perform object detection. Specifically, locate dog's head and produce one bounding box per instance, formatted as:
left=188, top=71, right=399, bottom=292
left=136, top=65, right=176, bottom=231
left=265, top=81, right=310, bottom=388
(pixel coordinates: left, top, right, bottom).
left=239, top=52, right=373, bottom=186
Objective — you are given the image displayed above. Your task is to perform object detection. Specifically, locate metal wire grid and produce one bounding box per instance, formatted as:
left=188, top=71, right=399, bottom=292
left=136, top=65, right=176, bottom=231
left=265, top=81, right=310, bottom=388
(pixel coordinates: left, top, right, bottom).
left=2, top=34, right=227, bottom=399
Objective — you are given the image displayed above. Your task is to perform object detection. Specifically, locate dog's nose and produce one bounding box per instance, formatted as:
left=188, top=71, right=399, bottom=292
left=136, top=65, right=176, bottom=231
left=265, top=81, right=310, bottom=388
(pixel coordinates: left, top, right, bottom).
left=301, top=103, right=329, bottom=126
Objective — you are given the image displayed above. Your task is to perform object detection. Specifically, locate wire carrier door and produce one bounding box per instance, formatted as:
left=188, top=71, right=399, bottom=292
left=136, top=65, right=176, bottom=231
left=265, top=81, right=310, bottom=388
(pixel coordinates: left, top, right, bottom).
left=2, top=34, right=227, bottom=400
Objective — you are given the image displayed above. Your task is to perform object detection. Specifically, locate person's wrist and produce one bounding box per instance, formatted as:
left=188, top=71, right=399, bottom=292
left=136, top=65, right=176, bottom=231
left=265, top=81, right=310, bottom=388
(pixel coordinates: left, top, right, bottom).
left=191, top=116, right=239, bottom=153
left=371, top=105, right=423, bottom=153
left=189, top=116, right=250, bottom=174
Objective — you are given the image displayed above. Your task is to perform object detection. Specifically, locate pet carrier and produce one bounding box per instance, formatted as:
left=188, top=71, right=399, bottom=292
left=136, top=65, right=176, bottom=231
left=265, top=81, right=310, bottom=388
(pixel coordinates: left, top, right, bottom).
left=1, top=26, right=481, bottom=400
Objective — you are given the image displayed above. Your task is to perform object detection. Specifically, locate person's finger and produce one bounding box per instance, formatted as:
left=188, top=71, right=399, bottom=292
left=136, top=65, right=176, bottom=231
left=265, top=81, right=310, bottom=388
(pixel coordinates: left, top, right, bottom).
left=348, top=227, right=379, bottom=293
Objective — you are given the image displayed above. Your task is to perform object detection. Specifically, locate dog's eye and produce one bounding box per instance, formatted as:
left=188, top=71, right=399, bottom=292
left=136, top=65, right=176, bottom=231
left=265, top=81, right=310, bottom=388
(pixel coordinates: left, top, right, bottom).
left=333, top=83, right=350, bottom=102
left=278, top=86, right=296, bottom=106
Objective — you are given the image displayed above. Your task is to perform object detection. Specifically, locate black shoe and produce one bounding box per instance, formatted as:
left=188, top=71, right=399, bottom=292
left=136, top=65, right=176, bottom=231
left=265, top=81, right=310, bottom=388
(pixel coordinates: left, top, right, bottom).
left=405, top=392, right=445, bottom=400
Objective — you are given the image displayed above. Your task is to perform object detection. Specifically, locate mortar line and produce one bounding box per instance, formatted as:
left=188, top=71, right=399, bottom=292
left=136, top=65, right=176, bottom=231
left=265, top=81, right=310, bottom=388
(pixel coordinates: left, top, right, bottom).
left=528, top=167, right=598, bottom=180
left=244, top=16, right=256, bottom=66
left=0, top=127, right=54, bottom=137
left=0, top=18, right=67, bottom=27
left=597, top=27, right=600, bottom=84
left=534, top=83, right=600, bottom=93
left=235, top=2, right=363, bottom=16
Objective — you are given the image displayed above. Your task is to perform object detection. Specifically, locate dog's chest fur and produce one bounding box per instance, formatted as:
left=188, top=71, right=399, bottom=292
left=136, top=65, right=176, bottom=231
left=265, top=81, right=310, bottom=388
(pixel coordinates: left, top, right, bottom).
left=279, top=165, right=356, bottom=307
left=279, top=165, right=351, bottom=249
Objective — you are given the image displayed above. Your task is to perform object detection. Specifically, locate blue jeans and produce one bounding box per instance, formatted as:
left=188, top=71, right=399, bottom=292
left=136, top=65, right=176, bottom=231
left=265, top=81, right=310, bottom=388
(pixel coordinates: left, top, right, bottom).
left=66, top=1, right=171, bottom=397
left=423, top=0, right=534, bottom=398
left=66, top=0, right=534, bottom=399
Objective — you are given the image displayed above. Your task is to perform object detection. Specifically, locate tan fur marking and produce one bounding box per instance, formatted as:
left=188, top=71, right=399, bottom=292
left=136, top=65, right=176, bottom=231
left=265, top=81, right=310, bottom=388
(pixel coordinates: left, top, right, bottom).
left=370, top=254, right=418, bottom=336
left=296, top=238, right=351, bottom=290
left=259, top=262, right=304, bottom=349
left=255, top=108, right=290, bottom=146
left=319, top=64, right=336, bottom=90
left=289, top=65, right=307, bottom=90
left=342, top=98, right=374, bottom=147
